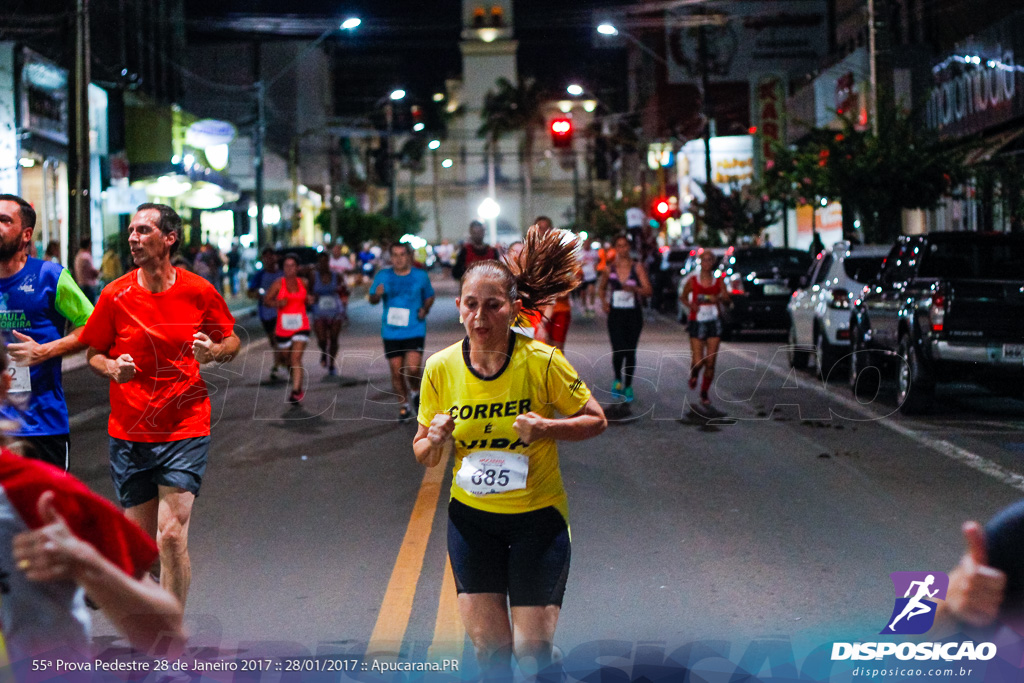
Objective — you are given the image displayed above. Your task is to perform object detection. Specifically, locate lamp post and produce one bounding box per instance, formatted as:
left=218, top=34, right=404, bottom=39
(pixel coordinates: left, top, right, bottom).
left=253, top=17, right=359, bottom=247
left=386, top=88, right=405, bottom=217
left=68, top=0, right=91, bottom=263
left=597, top=21, right=715, bottom=197
left=478, top=197, right=500, bottom=246
left=428, top=139, right=443, bottom=243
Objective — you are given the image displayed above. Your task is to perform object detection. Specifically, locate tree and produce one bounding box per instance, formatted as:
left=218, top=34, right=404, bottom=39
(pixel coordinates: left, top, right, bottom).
left=478, top=77, right=546, bottom=222
left=315, top=200, right=422, bottom=248
left=691, top=181, right=780, bottom=246
left=580, top=189, right=646, bottom=243
left=764, top=105, right=968, bottom=244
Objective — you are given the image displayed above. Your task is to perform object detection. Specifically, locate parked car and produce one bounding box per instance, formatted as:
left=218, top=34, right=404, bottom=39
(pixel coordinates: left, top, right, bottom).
left=718, top=247, right=813, bottom=336
left=849, top=231, right=1024, bottom=413
left=787, top=241, right=890, bottom=379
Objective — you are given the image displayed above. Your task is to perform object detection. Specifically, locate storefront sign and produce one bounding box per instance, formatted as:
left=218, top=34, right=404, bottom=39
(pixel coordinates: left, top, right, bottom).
left=682, top=135, right=754, bottom=191
left=186, top=119, right=236, bottom=149
left=813, top=48, right=869, bottom=128
left=795, top=201, right=842, bottom=248
left=754, top=75, right=785, bottom=176
left=925, top=13, right=1024, bottom=138
left=20, top=49, right=68, bottom=145
left=666, top=0, right=826, bottom=85
left=835, top=72, right=856, bottom=116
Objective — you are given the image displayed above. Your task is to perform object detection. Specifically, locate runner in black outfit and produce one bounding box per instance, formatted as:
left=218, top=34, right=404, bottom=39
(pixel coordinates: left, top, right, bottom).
left=597, top=234, right=652, bottom=403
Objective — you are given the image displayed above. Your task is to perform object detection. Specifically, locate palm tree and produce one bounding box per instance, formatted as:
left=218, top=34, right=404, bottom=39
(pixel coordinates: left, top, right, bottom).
left=478, top=77, right=546, bottom=225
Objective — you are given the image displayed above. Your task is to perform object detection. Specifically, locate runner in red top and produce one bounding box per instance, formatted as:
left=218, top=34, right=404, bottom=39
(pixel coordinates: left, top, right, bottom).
left=0, top=345, right=183, bottom=666
left=264, top=253, right=312, bottom=404
left=680, top=249, right=730, bottom=407
left=532, top=216, right=578, bottom=350
left=80, top=203, right=240, bottom=608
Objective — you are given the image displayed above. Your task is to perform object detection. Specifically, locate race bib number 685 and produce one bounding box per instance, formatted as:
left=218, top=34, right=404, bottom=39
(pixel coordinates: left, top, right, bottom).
left=456, top=450, right=528, bottom=496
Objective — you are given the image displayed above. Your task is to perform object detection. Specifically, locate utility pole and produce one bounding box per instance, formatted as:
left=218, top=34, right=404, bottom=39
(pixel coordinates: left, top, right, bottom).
left=68, top=0, right=91, bottom=262
left=571, top=151, right=580, bottom=228
left=486, top=132, right=497, bottom=246
left=867, top=0, right=893, bottom=137
left=868, top=0, right=878, bottom=136
left=697, top=23, right=713, bottom=188
left=253, top=43, right=266, bottom=247
left=431, top=149, right=443, bottom=243
left=386, top=102, right=397, bottom=217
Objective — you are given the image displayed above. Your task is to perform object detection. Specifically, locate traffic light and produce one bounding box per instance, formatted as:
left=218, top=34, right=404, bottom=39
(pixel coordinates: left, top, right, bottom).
left=651, top=197, right=671, bottom=222
left=550, top=117, right=573, bottom=149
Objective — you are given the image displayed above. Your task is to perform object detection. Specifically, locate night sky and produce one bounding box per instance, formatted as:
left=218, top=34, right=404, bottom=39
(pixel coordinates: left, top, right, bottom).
left=183, top=0, right=630, bottom=113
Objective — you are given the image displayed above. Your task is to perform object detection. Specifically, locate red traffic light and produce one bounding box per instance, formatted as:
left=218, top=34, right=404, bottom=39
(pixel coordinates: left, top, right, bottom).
left=652, top=198, right=671, bottom=220
left=550, top=117, right=573, bottom=148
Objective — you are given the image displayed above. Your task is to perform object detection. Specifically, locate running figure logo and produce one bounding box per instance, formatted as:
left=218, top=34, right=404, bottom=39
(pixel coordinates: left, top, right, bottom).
left=881, top=572, right=949, bottom=635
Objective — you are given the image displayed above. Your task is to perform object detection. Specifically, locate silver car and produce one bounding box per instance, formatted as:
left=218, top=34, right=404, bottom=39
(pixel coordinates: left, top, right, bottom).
left=787, top=241, right=890, bottom=379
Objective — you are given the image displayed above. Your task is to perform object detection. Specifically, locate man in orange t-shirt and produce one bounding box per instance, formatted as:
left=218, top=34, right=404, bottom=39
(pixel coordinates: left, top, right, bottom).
left=80, top=203, right=239, bottom=607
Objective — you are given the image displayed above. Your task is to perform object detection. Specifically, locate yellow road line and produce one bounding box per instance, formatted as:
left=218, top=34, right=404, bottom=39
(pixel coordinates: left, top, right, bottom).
left=427, top=555, right=466, bottom=661
left=366, top=453, right=450, bottom=657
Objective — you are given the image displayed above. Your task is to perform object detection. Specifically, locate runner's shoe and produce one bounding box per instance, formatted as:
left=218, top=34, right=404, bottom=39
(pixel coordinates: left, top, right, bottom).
left=288, top=389, right=304, bottom=405
left=399, top=404, right=412, bottom=421
left=688, top=373, right=698, bottom=390
left=700, top=390, right=710, bottom=407
left=624, top=386, right=634, bottom=403
left=611, top=380, right=623, bottom=399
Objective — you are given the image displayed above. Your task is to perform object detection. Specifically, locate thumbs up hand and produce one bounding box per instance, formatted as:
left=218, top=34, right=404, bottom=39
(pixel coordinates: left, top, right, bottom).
left=12, top=491, right=91, bottom=583
left=944, top=521, right=1007, bottom=627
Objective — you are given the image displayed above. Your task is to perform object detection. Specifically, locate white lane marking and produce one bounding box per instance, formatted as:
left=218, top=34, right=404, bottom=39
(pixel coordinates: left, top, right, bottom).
left=728, top=347, right=1024, bottom=494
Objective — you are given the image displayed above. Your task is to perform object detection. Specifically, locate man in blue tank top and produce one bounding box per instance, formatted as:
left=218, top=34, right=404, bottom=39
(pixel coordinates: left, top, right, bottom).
left=0, top=195, right=94, bottom=470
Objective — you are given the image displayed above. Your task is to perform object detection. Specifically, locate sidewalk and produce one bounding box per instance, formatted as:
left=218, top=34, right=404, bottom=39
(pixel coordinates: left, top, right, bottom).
left=62, top=292, right=258, bottom=373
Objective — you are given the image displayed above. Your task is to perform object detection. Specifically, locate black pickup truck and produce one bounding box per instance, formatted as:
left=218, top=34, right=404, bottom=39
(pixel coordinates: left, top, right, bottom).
left=848, top=232, right=1024, bottom=414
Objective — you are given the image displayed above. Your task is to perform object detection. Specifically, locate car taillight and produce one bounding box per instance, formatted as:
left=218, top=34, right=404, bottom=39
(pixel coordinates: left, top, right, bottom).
left=728, top=275, right=745, bottom=295
left=828, top=288, right=850, bottom=309
left=929, top=287, right=946, bottom=332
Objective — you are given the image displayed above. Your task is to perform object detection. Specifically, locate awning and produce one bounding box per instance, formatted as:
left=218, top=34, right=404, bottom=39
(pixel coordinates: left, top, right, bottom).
left=962, top=126, right=1024, bottom=165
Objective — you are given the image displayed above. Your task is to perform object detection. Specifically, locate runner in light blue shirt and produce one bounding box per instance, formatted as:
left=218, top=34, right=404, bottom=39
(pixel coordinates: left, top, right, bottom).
left=369, top=242, right=435, bottom=421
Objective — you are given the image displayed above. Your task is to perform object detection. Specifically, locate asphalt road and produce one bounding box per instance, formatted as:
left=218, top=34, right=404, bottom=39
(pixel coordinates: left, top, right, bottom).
left=59, top=273, right=1024, bottom=677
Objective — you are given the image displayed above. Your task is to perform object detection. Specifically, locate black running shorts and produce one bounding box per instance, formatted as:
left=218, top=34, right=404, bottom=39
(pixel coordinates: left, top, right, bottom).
left=382, top=336, right=425, bottom=359
left=447, top=498, right=570, bottom=607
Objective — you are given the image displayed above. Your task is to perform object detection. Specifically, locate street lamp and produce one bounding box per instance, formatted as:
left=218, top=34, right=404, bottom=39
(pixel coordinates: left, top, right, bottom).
left=595, top=22, right=668, bottom=67
left=596, top=20, right=713, bottom=197
left=478, top=197, right=500, bottom=242
left=566, top=84, right=584, bottom=97
left=254, top=17, right=360, bottom=247
left=427, top=139, right=442, bottom=242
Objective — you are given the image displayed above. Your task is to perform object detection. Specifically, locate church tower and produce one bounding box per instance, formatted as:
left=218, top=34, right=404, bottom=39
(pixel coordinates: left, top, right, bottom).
left=452, top=0, right=520, bottom=238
